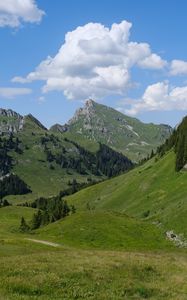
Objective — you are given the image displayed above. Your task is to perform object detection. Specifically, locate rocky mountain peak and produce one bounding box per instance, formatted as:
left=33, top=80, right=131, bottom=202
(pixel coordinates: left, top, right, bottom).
left=0, top=109, right=47, bottom=134
left=68, top=99, right=96, bottom=125
left=85, top=98, right=95, bottom=108
left=0, top=108, right=22, bottom=119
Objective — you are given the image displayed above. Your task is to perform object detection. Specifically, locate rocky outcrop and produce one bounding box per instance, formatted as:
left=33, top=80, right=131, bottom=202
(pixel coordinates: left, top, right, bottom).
left=68, top=99, right=96, bottom=125
left=0, top=108, right=24, bottom=134
left=50, top=123, right=69, bottom=133
left=0, top=109, right=47, bottom=134
left=166, top=230, right=187, bottom=248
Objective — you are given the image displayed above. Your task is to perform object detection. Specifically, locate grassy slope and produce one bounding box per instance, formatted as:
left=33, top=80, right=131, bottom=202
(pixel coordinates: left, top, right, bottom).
left=36, top=211, right=172, bottom=251
left=0, top=205, right=172, bottom=252
left=0, top=206, right=55, bottom=257
left=6, top=127, right=103, bottom=204
left=63, top=131, right=100, bottom=153
left=67, top=151, right=187, bottom=237
left=0, top=205, right=187, bottom=299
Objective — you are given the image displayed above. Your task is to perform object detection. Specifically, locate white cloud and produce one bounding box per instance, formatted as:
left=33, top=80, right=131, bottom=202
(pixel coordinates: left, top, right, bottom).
left=0, top=87, right=32, bottom=98
left=120, top=82, right=187, bottom=115
left=0, top=0, right=45, bottom=28
left=138, top=53, right=167, bottom=69
left=170, top=59, right=187, bottom=75
left=13, top=20, right=166, bottom=100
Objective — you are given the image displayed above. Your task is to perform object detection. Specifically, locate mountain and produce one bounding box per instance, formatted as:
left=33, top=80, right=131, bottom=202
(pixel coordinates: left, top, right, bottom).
left=0, top=108, right=24, bottom=134
left=50, top=99, right=172, bottom=162
left=0, top=108, right=47, bottom=134
left=67, top=116, right=187, bottom=240
left=0, top=108, right=133, bottom=202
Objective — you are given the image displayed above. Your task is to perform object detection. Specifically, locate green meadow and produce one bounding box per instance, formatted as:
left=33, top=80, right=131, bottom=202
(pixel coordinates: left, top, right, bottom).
left=0, top=191, right=187, bottom=299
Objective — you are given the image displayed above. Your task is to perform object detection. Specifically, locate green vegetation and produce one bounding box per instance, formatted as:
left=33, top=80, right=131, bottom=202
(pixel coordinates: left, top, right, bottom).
left=0, top=107, right=187, bottom=299
left=0, top=247, right=187, bottom=299
left=0, top=118, right=132, bottom=204
left=20, top=194, right=73, bottom=230
left=0, top=205, right=186, bottom=299
left=156, top=116, right=187, bottom=171
left=60, top=99, right=172, bottom=161
left=67, top=151, right=187, bottom=238
left=36, top=211, right=172, bottom=251
left=0, top=174, right=31, bottom=198
left=0, top=133, right=22, bottom=175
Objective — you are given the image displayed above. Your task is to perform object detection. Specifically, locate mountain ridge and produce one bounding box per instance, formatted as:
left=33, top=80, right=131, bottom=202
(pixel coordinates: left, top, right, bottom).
left=0, top=108, right=47, bottom=133
left=0, top=101, right=172, bottom=162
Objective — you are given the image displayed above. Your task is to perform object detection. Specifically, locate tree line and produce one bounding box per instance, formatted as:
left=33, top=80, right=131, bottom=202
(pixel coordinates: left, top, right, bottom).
left=0, top=134, right=23, bottom=176
left=42, top=135, right=134, bottom=178
left=0, top=174, right=31, bottom=199
left=19, top=194, right=75, bottom=232
left=155, top=116, right=187, bottom=171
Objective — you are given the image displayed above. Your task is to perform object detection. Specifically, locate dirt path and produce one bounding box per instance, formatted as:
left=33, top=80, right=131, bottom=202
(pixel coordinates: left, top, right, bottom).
left=25, top=238, right=61, bottom=247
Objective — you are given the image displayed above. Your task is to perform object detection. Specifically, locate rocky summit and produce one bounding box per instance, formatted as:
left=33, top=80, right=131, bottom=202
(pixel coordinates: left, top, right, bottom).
left=0, top=109, right=47, bottom=134
left=0, top=108, right=24, bottom=134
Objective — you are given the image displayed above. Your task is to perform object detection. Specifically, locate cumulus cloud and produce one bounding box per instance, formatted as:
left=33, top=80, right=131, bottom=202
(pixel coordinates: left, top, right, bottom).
left=0, top=87, right=32, bottom=98
left=138, top=53, right=167, bottom=69
left=120, top=82, right=187, bottom=115
left=13, top=21, right=166, bottom=100
left=170, top=59, right=187, bottom=75
left=0, top=0, right=45, bottom=28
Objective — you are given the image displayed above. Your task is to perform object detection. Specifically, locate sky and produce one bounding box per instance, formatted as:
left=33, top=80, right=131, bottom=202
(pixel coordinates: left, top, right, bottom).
left=0, top=0, right=187, bottom=128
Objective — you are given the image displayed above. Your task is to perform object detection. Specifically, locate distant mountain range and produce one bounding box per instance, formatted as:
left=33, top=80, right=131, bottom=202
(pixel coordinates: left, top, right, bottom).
left=0, top=101, right=172, bottom=162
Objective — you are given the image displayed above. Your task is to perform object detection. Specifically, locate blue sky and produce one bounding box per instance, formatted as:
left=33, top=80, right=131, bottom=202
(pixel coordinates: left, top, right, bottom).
left=0, top=0, right=187, bottom=127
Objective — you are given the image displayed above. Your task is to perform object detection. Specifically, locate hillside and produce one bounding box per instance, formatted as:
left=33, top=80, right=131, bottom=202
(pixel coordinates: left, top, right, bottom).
left=0, top=111, right=187, bottom=299
left=35, top=211, right=172, bottom=251
left=0, top=108, right=133, bottom=202
left=50, top=99, right=172, bottom=162
left=67, top=145, right=187, bottom=239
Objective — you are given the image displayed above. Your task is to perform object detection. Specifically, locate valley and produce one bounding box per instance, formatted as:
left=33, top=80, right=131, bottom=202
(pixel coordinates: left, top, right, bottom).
left=0, top=104, right=187, bottom=299
left=1, top=3, right=187, bottom=299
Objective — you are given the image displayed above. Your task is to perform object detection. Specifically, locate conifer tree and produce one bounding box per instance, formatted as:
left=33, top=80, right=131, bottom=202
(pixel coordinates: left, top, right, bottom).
left=19, top=217, right=30, bottom=232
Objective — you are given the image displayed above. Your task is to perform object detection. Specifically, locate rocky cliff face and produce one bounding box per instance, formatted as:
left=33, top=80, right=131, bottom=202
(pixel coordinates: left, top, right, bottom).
left=68, top=99, right=96, bottom=125
left=0, top=109, right=47, bottom=134
left=0, top=109, right=24, bottom=134
left=50, top=123, right=69, bottom=133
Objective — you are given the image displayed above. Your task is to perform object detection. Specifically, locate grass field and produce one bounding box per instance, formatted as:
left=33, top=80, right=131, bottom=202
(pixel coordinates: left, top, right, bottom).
left=0, top=205, right=187, bottom=299
left=35, top=211, right=173, bottom=251
left=0, top=248, right=187, bottom=300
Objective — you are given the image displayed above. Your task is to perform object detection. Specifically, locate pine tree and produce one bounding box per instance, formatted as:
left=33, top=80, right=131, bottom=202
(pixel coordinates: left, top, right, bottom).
left=19, top=217, right=30, bottom=232
left=176, top=135, right=185, bottom=171
left=3, top=199, right=10, bottom=207
left=31, top=210, right=42, bottom=229
left=71, top=205, right=76, bottom=214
